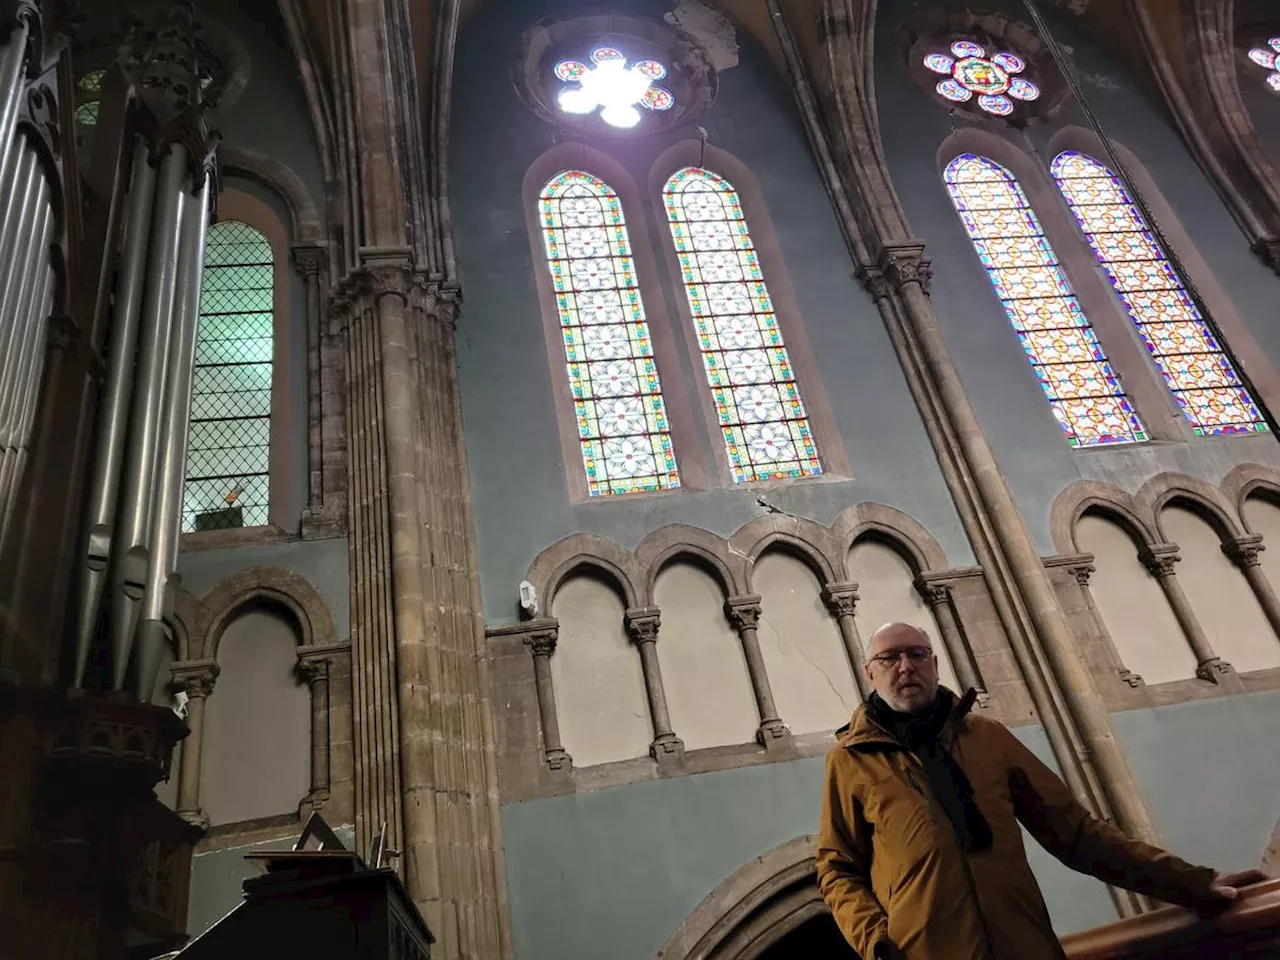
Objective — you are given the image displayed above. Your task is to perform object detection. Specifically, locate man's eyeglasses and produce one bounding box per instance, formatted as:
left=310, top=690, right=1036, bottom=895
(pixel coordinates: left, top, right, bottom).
left=868, top=646, right=933, bottom=668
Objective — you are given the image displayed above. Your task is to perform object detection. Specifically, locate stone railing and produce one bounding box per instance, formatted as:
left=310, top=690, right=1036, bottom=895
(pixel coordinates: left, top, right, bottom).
left=1062, top=879, right=1280, bottom=959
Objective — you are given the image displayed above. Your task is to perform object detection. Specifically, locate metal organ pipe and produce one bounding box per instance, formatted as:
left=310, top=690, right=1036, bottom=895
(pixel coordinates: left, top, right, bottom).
left=135, top=175, right=211, bottom=700
left=107, top=143, right=187, bottom=690
left=0, top=19, right=30, bottom=213
left=72, top=142, right=157, bottom=687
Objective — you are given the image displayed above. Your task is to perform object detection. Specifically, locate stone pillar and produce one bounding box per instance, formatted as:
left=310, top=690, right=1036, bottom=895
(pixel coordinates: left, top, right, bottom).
left=169, top=659, right=218, bottom=829
left=1223, top=535, right=1280, bottom=647
left=821, top=583, right=870, bottom=699
left=724, top=596, right=790, bottom=750
left=915, top=578, right=986, bottom=703
left=522, top=621, right=570, bottom=772
left=624, top=608, right=684, bottom=763
left=1139, top=545, right=1234, bottom=683
left=1068, top=561, right=1144, bottom=689
left=293, top=245, right=326, bottom=522
left=297, top=643, right=348, bottom=810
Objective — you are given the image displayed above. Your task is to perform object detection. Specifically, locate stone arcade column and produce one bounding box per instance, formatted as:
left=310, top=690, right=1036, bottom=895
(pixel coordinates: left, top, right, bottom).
left=170, top=659, right=219, bottom=829
left=1139, top=545, right=1236, bottom=684
left=822, top=583, right=871, bottom=700
left=724, top=596, right=790, bottom=751
left=1067, top=561, right=1145, bottom=689
left=915, top=578, right=987, bottom=703
left=624, top=608, right=684, bottom=764
left=296, top=643, right=348, bottom=811
left=1223, top=535, right=1280, bottom=650
left=521, top=620, right=570, bottom=772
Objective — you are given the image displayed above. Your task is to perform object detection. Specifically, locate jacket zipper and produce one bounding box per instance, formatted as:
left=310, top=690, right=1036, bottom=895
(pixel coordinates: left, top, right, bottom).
left=900, top=752, right=998, bottom=960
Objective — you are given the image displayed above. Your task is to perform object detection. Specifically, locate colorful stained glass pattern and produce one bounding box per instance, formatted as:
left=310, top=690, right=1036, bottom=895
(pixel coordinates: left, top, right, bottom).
left=553, top=47, right=675, bottom=129
left=924, top=40, right=1040, bottom=116
left=539, top=171, right=680, bottom=496
left=184, top=221, right=275, bottom=531
left=1052, top=151, right=1267, bottom=437
left=945, top=154, right=1146, bottom=448
left=1247, top=38, right=1280, bottom=92
left=663, top=167, right=822, bottom=483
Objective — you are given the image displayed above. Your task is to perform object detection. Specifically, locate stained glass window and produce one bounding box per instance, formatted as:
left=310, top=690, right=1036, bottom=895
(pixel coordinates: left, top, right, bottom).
left=924, top=40, right=1040, bottom=116
left=944, top=154, right=1146, bottom=447
left=1246, top=38, right=1280, bottom=92
left=184, top=221, right=274, bottom=531
left=1052, top=151, right=1267, bottom=436
left=663, top=167, right=822, bottom=482
left=75, top=69, right=104, bottom=126
left=538, top=171, right=680, bottom=496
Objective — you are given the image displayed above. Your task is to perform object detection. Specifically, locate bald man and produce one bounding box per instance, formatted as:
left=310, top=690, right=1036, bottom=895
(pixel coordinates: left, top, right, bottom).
left=817, top=622, right=1261, bottom=960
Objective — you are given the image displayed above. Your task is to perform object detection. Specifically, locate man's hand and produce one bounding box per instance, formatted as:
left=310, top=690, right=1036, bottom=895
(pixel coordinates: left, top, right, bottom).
left=1208, top=869, right=1270, bottom=902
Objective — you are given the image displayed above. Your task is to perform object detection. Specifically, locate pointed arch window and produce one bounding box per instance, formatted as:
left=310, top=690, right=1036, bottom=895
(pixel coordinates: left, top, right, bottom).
left=1052, top=151, right=1266, bottom=437
left=184, top=220, right=274, bottom=531
left=944, top=154, right=1146, bottom=447
left=538, top=171, right=680, bottom=496
left=662, top=167, right=821, bottom=482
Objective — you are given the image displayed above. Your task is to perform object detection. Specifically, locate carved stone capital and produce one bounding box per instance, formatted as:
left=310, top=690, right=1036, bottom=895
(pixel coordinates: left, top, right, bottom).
left=1223, top=534, right=1265, bottom=569
left=624, top=608, right=661, bottom=645
left=724, top=596, right=763, bottom=632
left=856, top=265, right=892, bottom=301
left=822, top=583, right=860, bottom=618
left=879, top=242, right=933, bottom=294
left=294, top=657, right=330, bottom=685
left=545, top=747, right=571, bottom=771
left=914, top=578, right=951, bottom=608
left=169, top=659, right=219, bottom=699
left=523, top=622, right=559, bottom=658
left=1139, top=545, right=1181, bottom=578
left=292, top=244, right=326, bottom=280
left=1067, top=562, right=1096, bottom=587
left=1195, top=657, right=1234, bottom=684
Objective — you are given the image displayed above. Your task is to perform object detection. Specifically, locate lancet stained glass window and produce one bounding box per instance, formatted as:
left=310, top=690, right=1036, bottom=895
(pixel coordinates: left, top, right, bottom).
left=538, top=171, right=680, bottom=496
left=663, top=167, right=822, bottom=481
left=1246, top=37, right=1280, bottom=93
left=944, top=155, right=1146, bottom=447
left=184, top=220, right=274, bottom=531
left=1052, top=151, right=1266, bottom=436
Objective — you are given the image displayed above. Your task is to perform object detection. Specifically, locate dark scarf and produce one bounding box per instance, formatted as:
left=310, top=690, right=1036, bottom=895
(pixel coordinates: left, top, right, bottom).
left=867, top=689, right=994, bottom=853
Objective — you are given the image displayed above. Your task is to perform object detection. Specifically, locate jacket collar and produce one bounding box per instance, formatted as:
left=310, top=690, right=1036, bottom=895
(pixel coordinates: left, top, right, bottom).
left=835, top=687, right=978, bottom=752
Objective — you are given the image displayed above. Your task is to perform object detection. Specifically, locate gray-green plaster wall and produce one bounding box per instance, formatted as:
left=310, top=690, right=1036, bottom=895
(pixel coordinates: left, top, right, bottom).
left=452, top=0, right=971, bottom=626
left=875, top=0, right=1280, bottom=556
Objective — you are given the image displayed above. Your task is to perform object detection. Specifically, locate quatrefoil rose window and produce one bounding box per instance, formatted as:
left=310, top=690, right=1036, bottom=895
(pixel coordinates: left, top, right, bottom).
left=924, top=40, right=1041, bottom=116
left=554, top=46, right=675, bottom=129
left=1247, top=38, right=1280, bottom=93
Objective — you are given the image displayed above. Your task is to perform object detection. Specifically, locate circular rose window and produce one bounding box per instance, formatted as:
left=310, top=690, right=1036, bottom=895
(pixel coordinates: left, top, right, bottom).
left=924, top=40, right=1040, bottom=116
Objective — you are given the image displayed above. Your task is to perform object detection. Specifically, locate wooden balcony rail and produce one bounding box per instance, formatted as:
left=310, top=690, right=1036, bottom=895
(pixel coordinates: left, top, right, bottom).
left=1062, top=879, right=1280, bottom=959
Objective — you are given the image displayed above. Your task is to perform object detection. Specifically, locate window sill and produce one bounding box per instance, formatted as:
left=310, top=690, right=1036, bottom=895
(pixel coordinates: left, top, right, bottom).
left=179, top=523, right=297, bottom=554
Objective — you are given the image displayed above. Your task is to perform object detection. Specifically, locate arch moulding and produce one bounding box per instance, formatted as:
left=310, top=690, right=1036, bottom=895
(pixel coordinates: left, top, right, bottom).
left=657, top=834, right=823, bottom=960
left=188, top=565, right=340, bottom=661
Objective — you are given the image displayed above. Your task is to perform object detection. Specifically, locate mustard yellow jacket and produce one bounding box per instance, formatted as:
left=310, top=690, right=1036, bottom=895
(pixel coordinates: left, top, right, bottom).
left=817, top=689, right=1216, bottom=960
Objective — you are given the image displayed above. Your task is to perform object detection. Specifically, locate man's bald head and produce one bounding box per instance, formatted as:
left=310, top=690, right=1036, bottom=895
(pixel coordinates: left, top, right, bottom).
left=863, top=622, right=939, bottom=714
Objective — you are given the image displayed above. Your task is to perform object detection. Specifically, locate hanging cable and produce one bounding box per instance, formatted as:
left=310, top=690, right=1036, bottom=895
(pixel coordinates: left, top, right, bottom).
left=1021, top=0, right=1280, bottom=438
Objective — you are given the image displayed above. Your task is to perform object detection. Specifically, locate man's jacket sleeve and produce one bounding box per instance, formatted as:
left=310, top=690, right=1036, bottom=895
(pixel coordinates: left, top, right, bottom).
left=998, top=722, right=1217, bottom=908
left=817, top=746, right=891, bottom=957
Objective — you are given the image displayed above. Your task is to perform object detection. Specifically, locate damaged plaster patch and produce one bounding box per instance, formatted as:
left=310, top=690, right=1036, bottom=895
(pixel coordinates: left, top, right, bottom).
left=665, top=0, right=739, bottom=72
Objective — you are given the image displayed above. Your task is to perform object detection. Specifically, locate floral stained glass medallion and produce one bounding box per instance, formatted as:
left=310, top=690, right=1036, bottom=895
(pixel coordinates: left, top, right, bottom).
left=663, top=168, right=822, bottom=483
left=553, top=47, right=675, bottom=129
left=1246, top=37, right=1280, bottom=92
left=539, top=171, right=681, bottom=496
left=944, top=154, right=1146, bottom=448
left=1052, top=151, right=1267, bottom=436
left=925, top=40, right=1040, bottom=116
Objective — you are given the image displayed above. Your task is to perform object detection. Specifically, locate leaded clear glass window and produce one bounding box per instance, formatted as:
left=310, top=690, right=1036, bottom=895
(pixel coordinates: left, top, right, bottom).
left=538, top=170, right=681, bottom=496
left=662, top=167, right=822, bottom=482
left=944, top=154, right=1146, bottom=447
left=183, top=220, right=274, bottom=531
left=1051, top=151, right=1267, bottom=437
